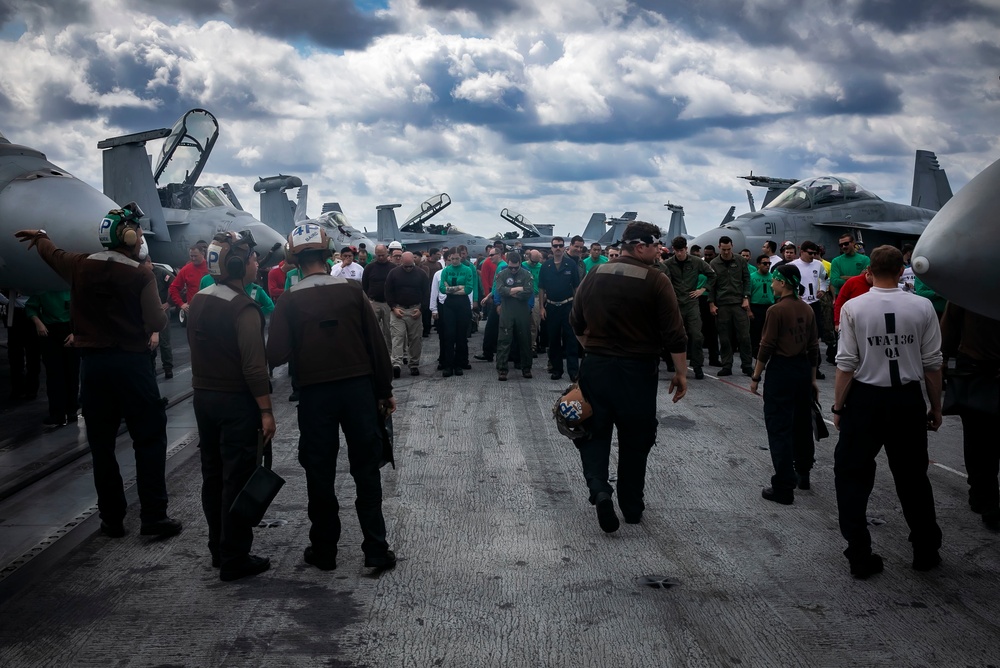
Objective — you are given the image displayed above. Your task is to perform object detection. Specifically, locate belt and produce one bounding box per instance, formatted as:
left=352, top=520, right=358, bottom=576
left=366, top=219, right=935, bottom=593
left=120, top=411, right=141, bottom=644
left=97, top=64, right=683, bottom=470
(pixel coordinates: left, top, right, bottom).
left=546, top=297, right=574, bottom=306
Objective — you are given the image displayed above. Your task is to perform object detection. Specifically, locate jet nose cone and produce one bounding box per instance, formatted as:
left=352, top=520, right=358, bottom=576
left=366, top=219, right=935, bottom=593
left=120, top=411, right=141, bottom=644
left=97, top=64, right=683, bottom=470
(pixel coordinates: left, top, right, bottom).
left=913, top=156, right=1000, bottom=320
left=688, top=228, right=746, bottom=254
left=0, top=174, right=118, bottom=291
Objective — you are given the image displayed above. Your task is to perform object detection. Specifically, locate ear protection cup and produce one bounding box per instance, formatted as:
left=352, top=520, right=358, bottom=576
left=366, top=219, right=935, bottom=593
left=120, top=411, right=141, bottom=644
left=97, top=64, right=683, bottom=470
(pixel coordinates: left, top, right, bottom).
left=121, top=224, right=139, bottom=248
left=225, top=251, right=247, bottom=280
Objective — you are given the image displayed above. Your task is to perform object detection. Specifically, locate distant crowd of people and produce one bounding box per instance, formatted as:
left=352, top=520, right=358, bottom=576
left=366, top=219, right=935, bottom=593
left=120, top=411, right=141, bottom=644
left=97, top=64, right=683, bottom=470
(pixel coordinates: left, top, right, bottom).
left=7, top=208, right=999, bottom=583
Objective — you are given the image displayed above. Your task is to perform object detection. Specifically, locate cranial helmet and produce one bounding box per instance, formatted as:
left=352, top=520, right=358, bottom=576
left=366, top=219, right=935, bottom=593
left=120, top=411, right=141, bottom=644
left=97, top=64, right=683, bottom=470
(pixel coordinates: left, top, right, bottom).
left=388, top=240, right=403, bottom=251
left=286, top=223, right=333, bottom=263
left=207, top=230, right=257, bottom=280
left=552, top=384, right=593, bottom=441
left=98, top=201, right=145, bottom=250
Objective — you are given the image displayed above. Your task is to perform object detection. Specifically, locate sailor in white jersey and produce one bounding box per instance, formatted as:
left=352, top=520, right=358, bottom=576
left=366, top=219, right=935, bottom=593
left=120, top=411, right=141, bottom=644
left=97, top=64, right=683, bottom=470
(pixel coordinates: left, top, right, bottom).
left=831, top=245, right=944, bottom=580
left=789, top=240, right=831, bottom=377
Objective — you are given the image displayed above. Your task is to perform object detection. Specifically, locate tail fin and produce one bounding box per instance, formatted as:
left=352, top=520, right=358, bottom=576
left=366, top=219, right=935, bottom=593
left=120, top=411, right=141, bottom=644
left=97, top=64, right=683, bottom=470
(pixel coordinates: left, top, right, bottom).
left=377, top=204, right=401, bottom=241
left=98, top=128, right=171, bottom=241
left=911, top=150, right=953, bottom=211
left=720, top=206, right=736, bottom=225
left=254, top=175, right=302, bottom=238
left=294, top=185, right=308, bottom=223
left=746, top=190, right=756, bottom=212
left=322, top=202, right=344, bottom=214
left=582, top=213, right=607, bottom=240
left=664, top=202, right=689, bottom=240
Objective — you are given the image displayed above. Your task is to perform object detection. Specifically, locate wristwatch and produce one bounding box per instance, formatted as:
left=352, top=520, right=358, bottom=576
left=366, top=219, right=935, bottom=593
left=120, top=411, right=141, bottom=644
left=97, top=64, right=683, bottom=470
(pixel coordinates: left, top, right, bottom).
left=830, top=404, right=844, bottom=415
left=751, top=376, right=761, bottom=383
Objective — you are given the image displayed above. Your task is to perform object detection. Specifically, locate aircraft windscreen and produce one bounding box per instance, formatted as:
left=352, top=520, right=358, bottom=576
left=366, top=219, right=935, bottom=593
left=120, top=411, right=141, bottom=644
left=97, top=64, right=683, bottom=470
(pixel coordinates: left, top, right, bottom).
left=191, top=187, right=232, bottom=209
left=401, top=194, right=452, bottom=232
left=765, top=176, right=878, bottom=210
left=154, top=109, right=219, bottom=187
left=318, top=210, right=361, bottom=233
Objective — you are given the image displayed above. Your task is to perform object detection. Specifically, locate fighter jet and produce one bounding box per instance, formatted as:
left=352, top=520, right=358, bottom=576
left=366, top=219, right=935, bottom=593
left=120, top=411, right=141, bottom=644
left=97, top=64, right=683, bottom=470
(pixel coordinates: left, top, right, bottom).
left=663, top=202, right=691, bottom=241
left=0, top=131, right=120, bottom=293
left=497, top=208, right=606, bottom=249
left=913, top=154, right=1000, bottom=319
left=98, top=108, right=286, bottom=271
left=688, top=150, right=953, bottom=255
left=254, top=174, right=377, bottom=251
left=374, top=194, right=493, bottom=257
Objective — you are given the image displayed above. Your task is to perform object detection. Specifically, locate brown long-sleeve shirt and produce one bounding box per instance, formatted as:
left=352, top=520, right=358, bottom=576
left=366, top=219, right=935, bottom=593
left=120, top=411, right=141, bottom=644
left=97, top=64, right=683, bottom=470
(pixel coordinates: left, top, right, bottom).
left=267, top=273, right=393, bottom=399
left=35, top=236, right=165, bottom=352
left=757, top=296, right=819, bottom=366
left=571, top=256, right=687, bottom=360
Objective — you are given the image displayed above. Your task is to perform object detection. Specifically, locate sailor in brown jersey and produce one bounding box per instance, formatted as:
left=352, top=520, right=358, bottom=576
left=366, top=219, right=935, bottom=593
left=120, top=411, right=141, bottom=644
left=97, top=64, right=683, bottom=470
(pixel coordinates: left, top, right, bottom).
left=16, top=204, right=182, bottom=539
left=188, top=230, right=274, bottom=581
left=749, top=264, right=820, bottom=505
left=570, top=222, right=688, bottom=533
left=267, top=224, right=398, bottom=571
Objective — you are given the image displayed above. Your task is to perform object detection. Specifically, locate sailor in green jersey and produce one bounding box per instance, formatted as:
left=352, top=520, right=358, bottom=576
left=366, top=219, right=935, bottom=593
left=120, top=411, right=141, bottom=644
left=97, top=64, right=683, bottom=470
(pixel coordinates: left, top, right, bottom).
left=829, top=232, right=870, bottom=296
left=749, top=254, right=775, bottom=359
left=582, top=243, right=608, bottom=275
left=26, top=289, right=79, bottom=425
left=523, top=250, right=543, bottom=353
left=439, top=250, right=476, bottom=376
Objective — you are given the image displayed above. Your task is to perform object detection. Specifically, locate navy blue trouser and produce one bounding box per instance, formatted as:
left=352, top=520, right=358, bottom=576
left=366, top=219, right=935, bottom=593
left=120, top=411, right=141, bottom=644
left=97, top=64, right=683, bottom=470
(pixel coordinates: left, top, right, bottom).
left=297, top=376, right=389, bottom=560
left=762, top=354, right=814, bottom=492
left=440, top=295, right=470, bottom=370
left=194, top=389, right=261, bottom=567
left=40, top=321, right=80, bottom=419
left=834, top=381, right=942, bottom=561
left=575, top=354, right=659, bottom=519
left=545, top=302, right=578, bottom=378
left=80, top=350, right=169, bottom=524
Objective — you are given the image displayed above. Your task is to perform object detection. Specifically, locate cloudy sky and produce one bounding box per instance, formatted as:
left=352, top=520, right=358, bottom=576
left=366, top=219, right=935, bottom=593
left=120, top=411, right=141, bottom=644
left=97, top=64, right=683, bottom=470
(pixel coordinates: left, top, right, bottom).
left=1, top=0, right=998, bottom=240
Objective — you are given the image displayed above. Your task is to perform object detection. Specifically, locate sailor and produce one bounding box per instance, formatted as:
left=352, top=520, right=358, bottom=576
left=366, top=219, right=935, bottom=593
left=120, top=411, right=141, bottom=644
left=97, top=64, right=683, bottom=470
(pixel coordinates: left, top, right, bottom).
left=168, top=241, right=209, bottom=319
left=709, top=236, right=753, bottom=376
left=438, top=248, right=475, bottom=377
left=570, top=222, right=688, bottom=532
left=748, top=254, right=775, bottom=359
left=143, top=253, right=175, bottom=379
left=187, top=231, right=274, bottom=581
left=267, top=224, right=397, bottom=571
left=26, top=288, right=80, bottom=426
left=749, top=264, right=819, bottom=504
left=494, top=250, right=534, bottom=381
left=538, top=236, right=581, bottom=381
left=660, top=235, right=716, bottom=380
left=385, top=251, right=429, bottom=377
left=16, top=205, right=182, bottom=539
left=832, top=245, right=943, bottom=579
left=362, top=244, right=394, bottom=353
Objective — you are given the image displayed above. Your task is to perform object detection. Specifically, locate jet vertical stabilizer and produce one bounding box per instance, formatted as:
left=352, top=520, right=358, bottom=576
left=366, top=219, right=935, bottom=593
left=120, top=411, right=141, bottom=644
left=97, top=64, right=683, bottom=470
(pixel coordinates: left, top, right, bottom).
left=913, top=155, right=1000, bottom=319
left=581, top=213, right=607, bottom=240
left=377, top=204, right=402, bottom=241
left=254, top=174, right=303, bottom=238
left=98, top=128, right=171, bottom=241
left=664, top=202, right=690, bottom=240
left=720, top=206, right=736, bottom=225
left=911, top=150, right=953, bottom=211
left=294, top=185, right=308, bottom=223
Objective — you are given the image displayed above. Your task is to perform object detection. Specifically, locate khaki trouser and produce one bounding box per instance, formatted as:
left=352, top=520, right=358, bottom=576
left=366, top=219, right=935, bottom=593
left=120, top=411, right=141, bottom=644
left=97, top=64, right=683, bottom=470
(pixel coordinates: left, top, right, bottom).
left=391, top=305, right=423, bottom=368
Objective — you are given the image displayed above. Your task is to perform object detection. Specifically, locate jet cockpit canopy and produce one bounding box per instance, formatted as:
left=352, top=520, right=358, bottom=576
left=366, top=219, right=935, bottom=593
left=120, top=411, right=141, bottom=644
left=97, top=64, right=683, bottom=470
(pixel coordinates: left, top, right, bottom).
left=765, top=176, right=879, bottom=211
left=153, top=109, right=219, bottom=187
left=401, top=193, right=452, bottom=233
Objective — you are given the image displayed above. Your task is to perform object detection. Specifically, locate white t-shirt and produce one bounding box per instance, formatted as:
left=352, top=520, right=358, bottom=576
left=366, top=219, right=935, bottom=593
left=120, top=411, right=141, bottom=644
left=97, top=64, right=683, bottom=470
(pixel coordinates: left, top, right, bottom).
left=789, top=258, right=829, bottom=305
left=330, top=261, right=363, bottom=282
left=899, top=265, right=916, bottom=292
left=836, top=287, right=943, bottom=386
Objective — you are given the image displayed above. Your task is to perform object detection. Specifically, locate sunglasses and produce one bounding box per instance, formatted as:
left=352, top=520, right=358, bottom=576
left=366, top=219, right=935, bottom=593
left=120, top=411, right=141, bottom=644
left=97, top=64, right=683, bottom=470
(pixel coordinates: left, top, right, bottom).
left=551, top=244, right=564, bottom=248
left=760, top=261, right=771, bottom=265
left=807, top=251, right=817, bottom=256
left=839, top=241, right=852, bottom=247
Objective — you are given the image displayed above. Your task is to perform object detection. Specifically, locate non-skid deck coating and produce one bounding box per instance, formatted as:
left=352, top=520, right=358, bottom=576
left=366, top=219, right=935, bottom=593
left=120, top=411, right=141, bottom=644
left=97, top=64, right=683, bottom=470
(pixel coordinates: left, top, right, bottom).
left=0, top=330, right=997, bottom=667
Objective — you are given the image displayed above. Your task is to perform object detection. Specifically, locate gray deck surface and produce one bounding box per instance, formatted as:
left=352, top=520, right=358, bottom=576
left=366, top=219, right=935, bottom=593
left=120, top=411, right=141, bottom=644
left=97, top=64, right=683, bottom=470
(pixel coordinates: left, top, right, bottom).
left=0, top=328, right=997, bottom=667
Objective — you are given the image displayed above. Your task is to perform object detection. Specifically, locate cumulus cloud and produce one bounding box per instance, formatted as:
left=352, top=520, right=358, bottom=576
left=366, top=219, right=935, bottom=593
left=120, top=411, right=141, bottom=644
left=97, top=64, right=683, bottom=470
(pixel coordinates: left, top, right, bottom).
left=0, top=0, right=996, bottom=240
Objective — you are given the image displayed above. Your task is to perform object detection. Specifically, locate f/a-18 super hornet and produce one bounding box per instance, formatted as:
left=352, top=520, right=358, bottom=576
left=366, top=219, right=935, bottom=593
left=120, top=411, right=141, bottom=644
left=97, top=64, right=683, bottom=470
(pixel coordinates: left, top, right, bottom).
left=254, top=174, right=377, bottom=251
left=374, top=193, right=493, bottom=257
left=99, top=108, right=286, bottom=271
left=913, top=154, right=1000, bottom=319
left=689, top=150, right=953, bottom=253
left=497, top=208, right=606, bottom=249
left=0, top=131, right=121, bottom=293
